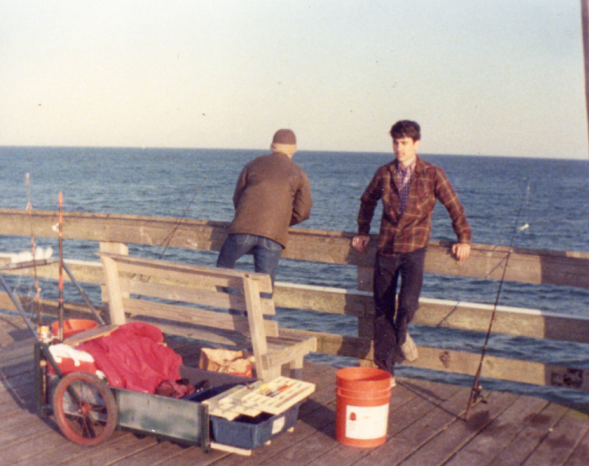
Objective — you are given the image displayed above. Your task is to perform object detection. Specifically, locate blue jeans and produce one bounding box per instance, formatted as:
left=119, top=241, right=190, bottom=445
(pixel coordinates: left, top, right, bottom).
left=216, top=234, right=283, bottom=284
left=372, top=248, right=426, bottom=375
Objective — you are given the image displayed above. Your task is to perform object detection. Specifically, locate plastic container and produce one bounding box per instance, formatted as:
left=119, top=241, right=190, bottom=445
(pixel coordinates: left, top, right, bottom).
left=51, top=319, right=98, bottom=339
left=188, top=382, right=301, bottom=449
left=210, top=403, right=301, bottom=449
left=335, top=367, right=391, bottom=447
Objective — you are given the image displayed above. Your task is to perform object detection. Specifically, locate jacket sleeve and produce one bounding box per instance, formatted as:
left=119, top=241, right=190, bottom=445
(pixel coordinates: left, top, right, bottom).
left=434, top=168, right=471, bottom=243
left=290, top=172, right=313, bottom=226
left=357, top=169, right=384, bottom=236
left=232, top=166, right=248, bottom=209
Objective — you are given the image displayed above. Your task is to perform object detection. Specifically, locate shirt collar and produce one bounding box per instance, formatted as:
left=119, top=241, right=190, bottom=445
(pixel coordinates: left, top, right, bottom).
left=396, top=158, right=416, bottom=174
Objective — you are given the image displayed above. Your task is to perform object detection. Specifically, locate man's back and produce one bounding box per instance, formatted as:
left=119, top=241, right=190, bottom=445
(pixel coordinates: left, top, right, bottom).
left=229, top=151, right=312, bottom=248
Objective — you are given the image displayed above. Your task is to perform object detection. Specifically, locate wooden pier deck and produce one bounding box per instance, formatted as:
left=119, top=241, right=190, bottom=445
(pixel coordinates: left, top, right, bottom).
left=0, top=314, right=587, bottom=466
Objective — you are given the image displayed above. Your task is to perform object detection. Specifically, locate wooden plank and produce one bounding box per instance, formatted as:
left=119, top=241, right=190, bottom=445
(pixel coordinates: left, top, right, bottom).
left=270, top=283, right=589, bottom=345
left=38, top=433, right=156, bottom=466
left=443, top=395, right=550, bottom=466
left=129, top=317, right=251, bottom=348
left=414, top=297, right=589, bottom=344
left=272, top=331, right=587, bottom=396
left=210, top=442, right=252, bottom=457
left=520, top=412, right=589, bottom=466
left=154, top=446, right=228, bottom=466
left=98, top=241, right=128, bottom=255
left=115, top=260, right=243, bottom=291
left=126, top=278, right=275, bottom=315
left=243, top=276, right=275, bottom=380
left=397, top=391, right=520, bottom=466
left=357, top=266, right=373, bottom=292
left=486, top=402, right=570, bottom=466
left=0, top=416, right=75, bottom=465
left=87, top=440, right=193, bottom=466
left=101, top=252, right=274, bottom=294
left=0, top=292, right=104, bottom=323
left=0, top=254, right=104, bottom=285
left=123, top=298, right=278, bottom=336
left=275, top=285, right=589, bottom=345
left=262, top=337, right=317, bottom=369
left=406, top=346, right=589, bottom=392
left=298, top=363, right=338, bottom=417
left=1, top=209, right=588, bottom=288
left=564, top=428, right=589, bottom=466
left=99, top=242, right=129, bottom=303
left=273, top=282, right=368, bottom=317
left=0, top=338, right=35, bottom=363
left=278, top=328, right=372, bottom=359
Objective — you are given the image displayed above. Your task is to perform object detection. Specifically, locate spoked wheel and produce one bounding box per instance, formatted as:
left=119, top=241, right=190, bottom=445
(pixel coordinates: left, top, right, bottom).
left=52, top=372, right=118, bottom=447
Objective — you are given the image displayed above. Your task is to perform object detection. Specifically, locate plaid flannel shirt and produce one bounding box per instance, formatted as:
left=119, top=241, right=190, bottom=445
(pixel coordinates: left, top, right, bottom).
left=357, top=156, right=471, bottom=255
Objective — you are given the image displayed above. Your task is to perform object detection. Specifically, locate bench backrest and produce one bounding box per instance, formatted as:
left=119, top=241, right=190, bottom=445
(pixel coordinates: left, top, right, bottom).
left=99, top=253, right=278, bottom=363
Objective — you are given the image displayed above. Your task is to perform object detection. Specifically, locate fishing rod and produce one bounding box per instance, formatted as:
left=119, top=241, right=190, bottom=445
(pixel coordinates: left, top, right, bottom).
left=25, top=174, right=43, bottom=328
left=464, top=182, right=530, bottom=421
left=57, top=192, right=64, bottom=341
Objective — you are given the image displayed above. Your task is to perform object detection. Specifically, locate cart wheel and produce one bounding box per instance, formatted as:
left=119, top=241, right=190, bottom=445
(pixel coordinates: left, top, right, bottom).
left=52, top=372, right=118, bottom=447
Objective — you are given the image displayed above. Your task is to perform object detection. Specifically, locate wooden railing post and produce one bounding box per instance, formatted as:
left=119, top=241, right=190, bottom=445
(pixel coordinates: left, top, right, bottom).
left=99, top=242, right=128, bottom=308
left=100, top=254, right=127, bottom=325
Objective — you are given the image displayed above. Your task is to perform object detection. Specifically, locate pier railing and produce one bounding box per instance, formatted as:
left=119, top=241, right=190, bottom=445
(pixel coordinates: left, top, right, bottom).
left=0, top=208, right=588, bottom=393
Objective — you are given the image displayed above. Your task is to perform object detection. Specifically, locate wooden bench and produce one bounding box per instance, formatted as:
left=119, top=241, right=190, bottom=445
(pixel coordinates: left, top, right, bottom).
left=99, top=253, right=317, bottom=381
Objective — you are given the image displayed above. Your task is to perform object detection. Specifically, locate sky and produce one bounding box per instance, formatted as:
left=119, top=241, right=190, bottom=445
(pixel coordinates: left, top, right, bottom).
left=0, top=0, right=587, bottom=159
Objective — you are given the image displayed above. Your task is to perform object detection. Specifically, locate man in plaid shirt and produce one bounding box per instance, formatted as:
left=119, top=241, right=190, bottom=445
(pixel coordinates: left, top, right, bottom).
left=352, top=120, right=471, bottom=387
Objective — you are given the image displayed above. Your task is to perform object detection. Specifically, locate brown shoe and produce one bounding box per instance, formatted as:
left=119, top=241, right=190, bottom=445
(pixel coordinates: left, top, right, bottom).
left=400, top=333, right=418, bottom=362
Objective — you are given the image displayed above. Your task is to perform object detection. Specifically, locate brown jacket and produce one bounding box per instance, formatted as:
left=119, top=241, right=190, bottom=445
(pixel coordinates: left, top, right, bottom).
left=228, top=152, right=313, bottom=247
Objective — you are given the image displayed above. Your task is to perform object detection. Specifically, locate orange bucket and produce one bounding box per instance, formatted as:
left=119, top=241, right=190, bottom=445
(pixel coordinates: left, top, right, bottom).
left=335, top=367, right=391, bottom=447
left=51, top=319, right=98, bottom=339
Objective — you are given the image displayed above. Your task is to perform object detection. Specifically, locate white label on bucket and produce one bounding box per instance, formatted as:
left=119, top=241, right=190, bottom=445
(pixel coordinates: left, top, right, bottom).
left=345, top=404, right=389, bottom=440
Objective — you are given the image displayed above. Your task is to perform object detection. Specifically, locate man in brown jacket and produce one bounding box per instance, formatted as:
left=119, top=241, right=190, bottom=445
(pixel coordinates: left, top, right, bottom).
left=217, top=129, right=313, bottom=284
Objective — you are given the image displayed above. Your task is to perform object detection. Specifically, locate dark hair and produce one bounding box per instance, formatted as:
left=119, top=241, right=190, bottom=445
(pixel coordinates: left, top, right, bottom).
left=390, top=120, right=420, bottom=142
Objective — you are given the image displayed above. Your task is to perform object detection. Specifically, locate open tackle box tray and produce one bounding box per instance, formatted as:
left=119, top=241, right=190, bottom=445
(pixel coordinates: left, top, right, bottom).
left=188, top=376, right=315, bottom=450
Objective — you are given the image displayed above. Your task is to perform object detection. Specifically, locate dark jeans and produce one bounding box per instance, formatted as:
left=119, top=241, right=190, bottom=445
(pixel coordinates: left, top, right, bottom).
left=216, top=233, right=283, bottom=284
left=373, top=248, right=426, bottom=375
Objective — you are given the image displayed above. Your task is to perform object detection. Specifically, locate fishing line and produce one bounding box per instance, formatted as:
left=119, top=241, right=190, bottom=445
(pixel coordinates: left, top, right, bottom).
left=480, top=181, right=531, bottom=280
left=157, top=188, right=202, bottom=259
left=156, top=167, right=214, bottom=260
left=464, top=181, right=530, bottom=421
left=133, top=157, right=215, bottom=299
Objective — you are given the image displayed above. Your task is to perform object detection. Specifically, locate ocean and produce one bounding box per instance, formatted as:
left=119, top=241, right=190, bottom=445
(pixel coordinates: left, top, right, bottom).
left=1, top=146, right=589, bottom=405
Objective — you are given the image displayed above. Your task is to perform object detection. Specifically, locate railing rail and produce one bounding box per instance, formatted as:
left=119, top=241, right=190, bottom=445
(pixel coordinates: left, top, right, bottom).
left=0, top=208, right=588, bottom=392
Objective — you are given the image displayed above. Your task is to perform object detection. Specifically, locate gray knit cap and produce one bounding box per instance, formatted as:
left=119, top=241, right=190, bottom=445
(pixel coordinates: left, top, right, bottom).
left=272, top=129, right=296, bottom=145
